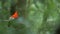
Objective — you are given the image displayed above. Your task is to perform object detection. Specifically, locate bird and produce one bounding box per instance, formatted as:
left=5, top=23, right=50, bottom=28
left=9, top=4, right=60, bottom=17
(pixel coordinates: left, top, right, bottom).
left=8, top=4, right=19, bottom=27
left=9, top=3, right=18, bottom=20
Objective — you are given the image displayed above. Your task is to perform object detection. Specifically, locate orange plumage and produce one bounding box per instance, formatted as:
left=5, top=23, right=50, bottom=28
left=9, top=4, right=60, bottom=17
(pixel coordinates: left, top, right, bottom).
left=10, top=11, right=18, bottom=19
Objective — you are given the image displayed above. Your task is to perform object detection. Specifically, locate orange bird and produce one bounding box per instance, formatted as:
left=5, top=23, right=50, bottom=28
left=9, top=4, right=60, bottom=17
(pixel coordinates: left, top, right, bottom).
left=9, top=4, right=19, bottom=20
left=8, top=4, right=19, bottom=27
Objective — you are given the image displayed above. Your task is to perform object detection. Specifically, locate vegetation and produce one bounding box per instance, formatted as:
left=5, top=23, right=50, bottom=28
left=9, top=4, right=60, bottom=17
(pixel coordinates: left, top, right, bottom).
left=0, top=0, right=60, bottom=34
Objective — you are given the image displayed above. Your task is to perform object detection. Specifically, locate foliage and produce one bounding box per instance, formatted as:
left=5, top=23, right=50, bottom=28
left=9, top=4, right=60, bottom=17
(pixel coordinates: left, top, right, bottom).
left=0, top=0, right=60, bottom=34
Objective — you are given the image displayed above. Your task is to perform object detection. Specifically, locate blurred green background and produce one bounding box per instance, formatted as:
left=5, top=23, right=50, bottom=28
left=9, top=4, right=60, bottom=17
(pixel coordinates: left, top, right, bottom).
left=0, top=0, right=60, bottom=34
